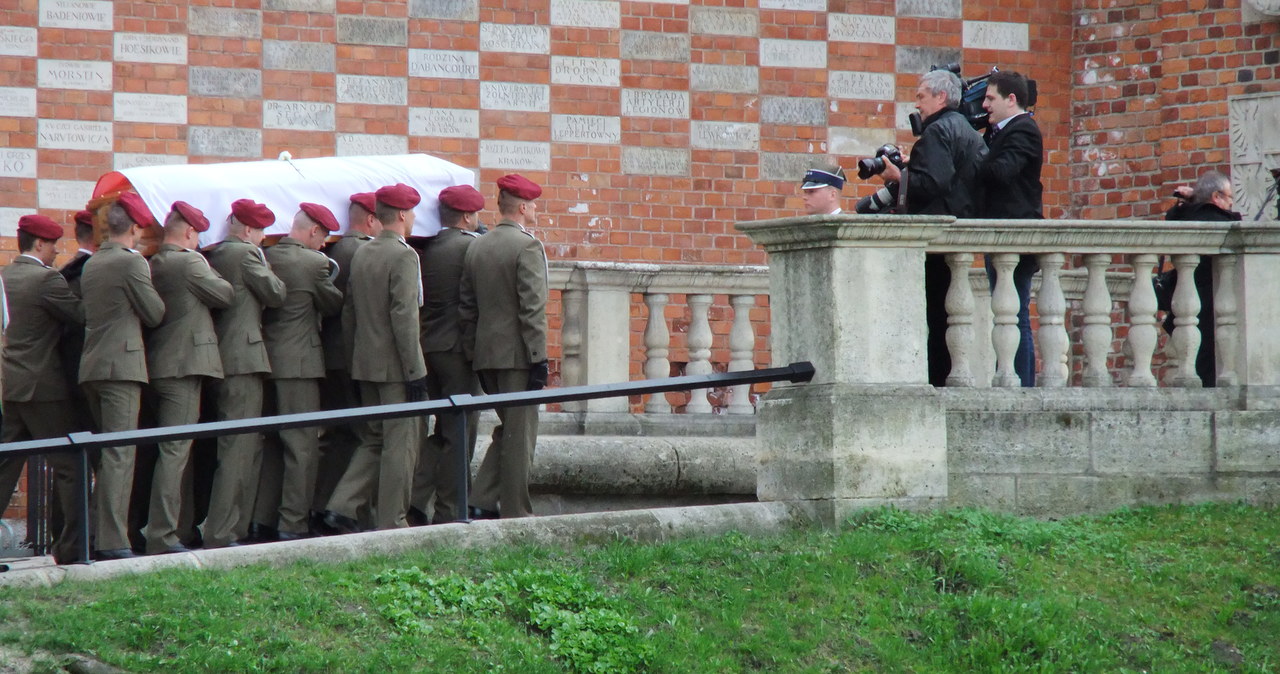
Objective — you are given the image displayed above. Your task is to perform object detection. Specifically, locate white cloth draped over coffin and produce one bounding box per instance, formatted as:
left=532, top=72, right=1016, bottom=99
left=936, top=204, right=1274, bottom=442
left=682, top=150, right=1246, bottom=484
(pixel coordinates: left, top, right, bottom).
left=93, top=154, right=477, bottom=247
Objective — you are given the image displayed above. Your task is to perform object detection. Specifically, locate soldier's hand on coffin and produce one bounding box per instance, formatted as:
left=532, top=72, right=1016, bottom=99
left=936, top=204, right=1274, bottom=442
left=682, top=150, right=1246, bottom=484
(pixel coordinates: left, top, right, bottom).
left=527, top=360, right=549, bottom=391
left=405, top=376, right=430, bottom=402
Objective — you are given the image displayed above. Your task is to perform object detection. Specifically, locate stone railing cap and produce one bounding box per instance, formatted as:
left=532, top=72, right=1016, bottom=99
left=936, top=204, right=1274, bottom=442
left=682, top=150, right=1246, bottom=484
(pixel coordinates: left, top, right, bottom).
left=735, top=214, right=953, bottom=251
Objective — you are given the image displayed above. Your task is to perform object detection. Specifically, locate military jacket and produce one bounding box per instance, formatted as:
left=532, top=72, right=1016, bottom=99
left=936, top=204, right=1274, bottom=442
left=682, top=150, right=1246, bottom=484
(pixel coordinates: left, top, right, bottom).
left=320, top=233, right=371, bottom=370
left=418, top=227, right=479, bottom=354
left=263, top=237, right=343, bottom=380
left=1, top=256, right=83, bottom=401
left=344, top=230, right=426, bottom=382
left=79, top=241, right=165, bottom=384
left=206, top=235, right=287, bottom=376
left=459, top=220, right=548, bottom=370
left=147, top=242, right=234, bottom=379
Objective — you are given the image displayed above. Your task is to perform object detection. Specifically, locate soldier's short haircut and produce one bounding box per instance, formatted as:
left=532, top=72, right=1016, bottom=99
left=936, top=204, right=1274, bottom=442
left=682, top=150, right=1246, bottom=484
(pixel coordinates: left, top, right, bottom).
left=17, top=230, right=38, bottom=253
left=439, top=203, right=465, bottom=228
left=374, top=201, right=401, bottom=226
left=348, top=202, right=369, bottom=228
left=1191, top=170, right=1230, bottom=204
left=497, top=190, right=525, bottom=217
left=105, top=203, right=135, bottom=236
left=162, top=210, right=189, bottom=240
left=75, top=219, right=95, bottom=244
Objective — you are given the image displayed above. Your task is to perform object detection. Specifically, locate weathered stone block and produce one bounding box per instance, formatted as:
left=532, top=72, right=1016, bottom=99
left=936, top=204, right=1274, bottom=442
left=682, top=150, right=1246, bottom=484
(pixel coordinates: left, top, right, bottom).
left=896, top=46, right=962, bottom=75
left=263, top=100, right=335, bottom=131
left=190, top=67, right=262, bottom=98
left=621, top=147, right=689, bottom=176
left=828, top=126, right=898, bottom=156
left=689, top=7, right=757, bottom=36
left=551, top=0, right=620, bottom=29
left=114, top=93, right=186, bottom=125
left=620, top=31, right=689, bottom=62
left=1215, top=411, right=1280, bottom=471
left=189, top=126, right=262, bottom=158
left=963, top=21, right=1030, bottom=51
left=336, top=75, right=407, bottom=106
left=948, top=474, right=1016, bottom=512
left=263, top=41, right=335, bottom=72
left=264, top=0, right=336, bottom=11
left=409, top=0, right=478, bottom=21
left=758, top=152, right=816, bottom=181
left=829, top=13, right=896, bottom=44
left=336, top=133, right=408, bottom=156
left=479, top=23, right=549, bottom=54
left=760, top=97, right=825, bottom=126
left=337, top=16, right=407, bottom=46
left=690, top=64, right=758, bottom=93
left=896, top=0, right=961, bottom=19
left=189, top=6, right=261, bottom=38
left=1091, top=412, right=1213, bottom=474
left=690, top=121, right=759, bottom=151
left=0, top=208, right=27, bottom=238
left=946, top=411, right=1091, bottom=474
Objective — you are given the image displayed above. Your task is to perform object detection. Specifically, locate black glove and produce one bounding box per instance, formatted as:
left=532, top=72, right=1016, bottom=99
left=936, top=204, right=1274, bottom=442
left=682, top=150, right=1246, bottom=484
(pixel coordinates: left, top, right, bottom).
left=405, top=376, right=429, bottom=403
left=527, top=360, right=549, bottom=391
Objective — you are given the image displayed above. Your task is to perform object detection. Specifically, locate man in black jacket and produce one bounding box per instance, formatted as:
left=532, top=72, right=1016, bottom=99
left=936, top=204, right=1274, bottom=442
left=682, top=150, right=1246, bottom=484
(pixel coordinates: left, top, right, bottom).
left=881, top=69, right=987, bottom=386
left=978, top=70, right=1044, bottom=387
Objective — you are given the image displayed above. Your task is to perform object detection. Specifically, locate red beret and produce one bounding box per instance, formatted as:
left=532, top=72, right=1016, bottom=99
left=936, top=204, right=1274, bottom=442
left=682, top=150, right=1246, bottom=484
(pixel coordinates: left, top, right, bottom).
left=230, top=198, right=275, bottom=229
left=171, top=201, right=210, bottom=233
left=350, top=192, right=377, bottom=215
left=497, top=174, right=542, bottom=201
left=17, top=214, right=63, bottom=241
left=375, top=183, right=421, bottom=210
left=299, top=202, right=340, bottom=232
left=73, top=209, right=94, bottom=229
left=117, top=191, right=155, bottom=227
left=438, top=185, right=485, bottom=213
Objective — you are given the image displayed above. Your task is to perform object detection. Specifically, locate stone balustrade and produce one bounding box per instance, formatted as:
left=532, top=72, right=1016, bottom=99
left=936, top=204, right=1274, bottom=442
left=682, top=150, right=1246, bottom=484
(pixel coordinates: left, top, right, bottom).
left=549, top=261, right=768, bottom=414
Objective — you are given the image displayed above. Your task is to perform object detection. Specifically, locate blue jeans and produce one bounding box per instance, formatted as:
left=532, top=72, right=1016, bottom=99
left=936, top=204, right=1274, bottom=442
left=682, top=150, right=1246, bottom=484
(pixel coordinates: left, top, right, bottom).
left=985, top=255, right=1039, bottom=387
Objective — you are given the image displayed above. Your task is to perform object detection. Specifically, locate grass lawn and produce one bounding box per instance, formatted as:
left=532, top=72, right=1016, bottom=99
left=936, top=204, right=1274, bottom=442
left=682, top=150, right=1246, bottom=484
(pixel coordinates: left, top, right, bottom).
left=1, top=502, right=1278, bottom=673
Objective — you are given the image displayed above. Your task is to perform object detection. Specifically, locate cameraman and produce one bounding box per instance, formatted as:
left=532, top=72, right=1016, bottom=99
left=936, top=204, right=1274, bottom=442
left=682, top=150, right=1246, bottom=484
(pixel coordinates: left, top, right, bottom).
left=1161, top=170, right=1238, bottom=387
left=977, top=70, right=1043, bottom=387
left=880, top=69, right=987, bottom=386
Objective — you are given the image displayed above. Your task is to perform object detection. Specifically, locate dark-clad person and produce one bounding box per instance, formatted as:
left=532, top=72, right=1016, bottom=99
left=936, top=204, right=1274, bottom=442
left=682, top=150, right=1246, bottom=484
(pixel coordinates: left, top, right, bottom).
left=0, top=215, right=85, bottom=563
left=977, top=70, right=1044, bottom=387
left=201, top=199, right=286, bottom=548
left=319, top=183, right=427, bottom=533
left=141, top=202, right=233, bottom=555
left=459, top=174, right=549, bottom=519
left=251, top=203, right=343, bottom=540
left=409, top=185, right=485, bottom=525
left=57, top=209, right=97, bottom=430
left=59, top=209, right=97, bottom=297
left=313, top=192, right=382, bottom=519
left=79, top=193, right=166, bottom=560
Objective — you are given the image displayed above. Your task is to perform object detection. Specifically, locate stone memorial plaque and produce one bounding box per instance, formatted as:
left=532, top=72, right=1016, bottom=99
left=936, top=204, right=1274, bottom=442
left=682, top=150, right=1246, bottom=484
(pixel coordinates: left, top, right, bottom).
left=963, top=21, right=1030, bottom=51
left=480, top=81, right=550, bottom=112
left=691, top=121, right=759, bottom=151
left=828, top=13, right=896, bottom=45
left=829, top=127, right=897, bottom=156
left=552, top=114, right=621, bottom=144
left=39, top=179, right=96, bottom=210
left=551, top=56, right=620, bottom=87
left=759, top=39, right=827, bottom=69
left=689, top=8, right=757, bottom=36
left=896, top=102, right=914, bottom=130
left=828, top=70, right=894, bottom=100
left=189, top=6, right=262, bottom=38
left=620, top=31, right=689, bottom=62
left=38, top=59, right=112, bottom=91
left=551, top=0, right=620, bottom=29
left=114, top=93, right=187, bottom=125
left=622, top=146, right=688, bottom=176
left=896, top=46, right=961, bottom=74
left=264, top=0, right=336, bottom=11
left=761, top=97, right=826, bottom=126
left=479, top=140, right=551, bottom=171
left=337, top=16, right=407, bottom=46
left=39, top=0, right=112, bottom=31
left=0, top=149, right=37, bottom=179
left=690, top=64, right=758, bottom=93
left=114, top=153, right=187, bottom=170
left=0, top=208, right=28, bottom=238
left=189, top=126, right=262, bottom=158
left=337, top=75, right=408, bottom=106
left=264, top=41, right=335, bottom=72
left=760, top=0, right=825, bottom=11
left=190, top=67, right=262, bottom=98
left=410, top=107, right=480, bottom=138
left=38, top=119, right=112, bottom=152
left=759, top=152, right=816, bottom=181
left=621, top=89, right=689, bottom=119
left=409, top=49, right=479, bottom=79
left=479, top=24, right=550, bottom=55
left=115, top=33, right=187, bottom=64
left=0, top=27, right=38, bottom=57
left=410, top=0, right=479, bottom=21
left=336, top=133, right=409, bottom=156
left=896, top=0, right=961, bottom=19
left=0, top=87, right=37, bottom=118
left=263, top=100, right=335, bottom=131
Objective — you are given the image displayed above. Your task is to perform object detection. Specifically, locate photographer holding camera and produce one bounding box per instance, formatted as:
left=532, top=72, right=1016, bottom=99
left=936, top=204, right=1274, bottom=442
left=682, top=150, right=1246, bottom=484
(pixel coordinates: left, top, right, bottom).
left=878, top=69, right=987, bottom=386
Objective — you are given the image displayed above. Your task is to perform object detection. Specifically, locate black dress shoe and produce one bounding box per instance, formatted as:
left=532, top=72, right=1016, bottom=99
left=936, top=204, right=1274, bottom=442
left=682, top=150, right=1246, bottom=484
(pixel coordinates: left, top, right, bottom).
left=468, top=506, right=500, bottom=520
left=317, top=510, right=360, bottom=535
left=93, top=548, right=137, bottom=561
left=152, top=544, right=192, bottom=555
left=406, top=506, right=430, bottom=527
left=276, top=530, right=312, bottom=542
left=246, top=522, right=279, bottom=543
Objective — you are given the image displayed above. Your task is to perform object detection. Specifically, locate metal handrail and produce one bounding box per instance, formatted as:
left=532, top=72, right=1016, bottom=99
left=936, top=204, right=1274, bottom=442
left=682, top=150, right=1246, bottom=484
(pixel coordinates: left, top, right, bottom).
left=0, top=362, right=815, bottom=565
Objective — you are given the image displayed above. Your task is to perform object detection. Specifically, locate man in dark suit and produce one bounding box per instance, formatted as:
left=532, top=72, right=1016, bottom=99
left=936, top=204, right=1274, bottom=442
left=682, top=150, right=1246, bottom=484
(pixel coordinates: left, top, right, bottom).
left=320, top=183, right=427, bottom=532
left=409, top=185, right=485, bottom=524
left=59, top=209, right=97, bottom=297
left=459, top=174, right=549, bottom=519
left=978, top=70, right=1044, bottom=387
left=253, top=203, right=342, bottom=540
left=1, top=215, right=85, bottom=564
left=141, top=202, right=233, bottom=555
left=79, top=193, right=166, bottom=560
left=201, top=199, right=286, bottom=548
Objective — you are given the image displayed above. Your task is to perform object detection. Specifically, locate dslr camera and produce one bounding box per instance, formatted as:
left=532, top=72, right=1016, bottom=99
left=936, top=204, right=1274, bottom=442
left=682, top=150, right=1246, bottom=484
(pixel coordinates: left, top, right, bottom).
left=854, top=144, right=906, bottom=214
left=856, top=144, right=905, bottom=180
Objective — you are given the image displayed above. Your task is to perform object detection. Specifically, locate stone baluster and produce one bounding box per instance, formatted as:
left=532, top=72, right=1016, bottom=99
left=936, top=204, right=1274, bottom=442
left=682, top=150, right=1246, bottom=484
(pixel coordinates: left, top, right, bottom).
left=1036, top=253, right=1069, bottom=387
left=643, top=293, right=671, bottom=413
left=559, top=287, right=586, bottom=411
left=1169, top=254, right=1203, bottom=387
left=1214, top=255, right=1239, bottom=386
left=1126, top=253, right=1159, bottom=387
left=989, top=253, right=1021, bottom=387
left=727, top=294, right=757, bottom=414
left=1081, top=253, right=1114, bottom=387
left=685, top=294, right=714, bottom=413
left=944, top=253, right=976, bottom=387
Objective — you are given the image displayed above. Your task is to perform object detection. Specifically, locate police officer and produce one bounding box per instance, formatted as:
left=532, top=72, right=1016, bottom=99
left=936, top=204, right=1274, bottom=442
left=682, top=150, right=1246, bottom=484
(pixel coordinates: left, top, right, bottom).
left=79, top=193, right=166, bottom=560
left=141, top=202, right=233, bottom=555
left=459, top=174, right=549, bottom=519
